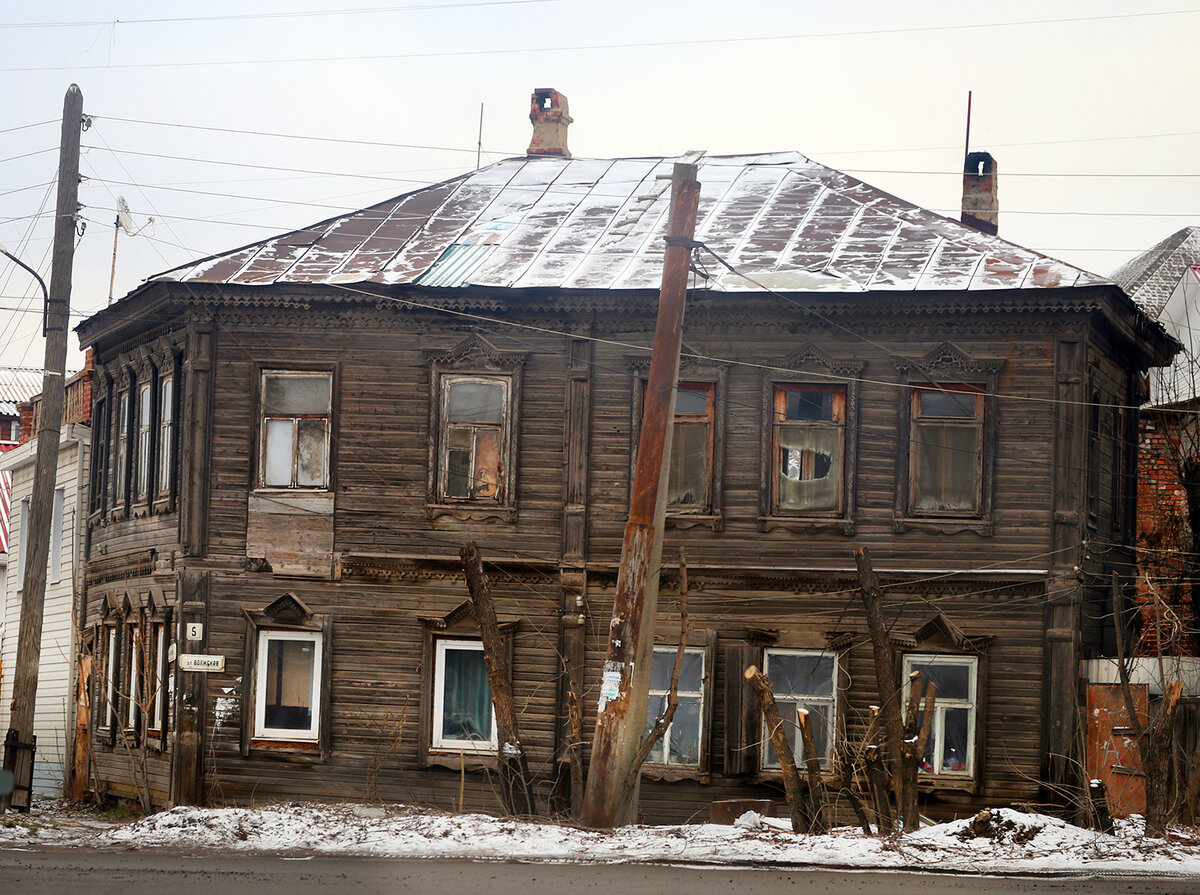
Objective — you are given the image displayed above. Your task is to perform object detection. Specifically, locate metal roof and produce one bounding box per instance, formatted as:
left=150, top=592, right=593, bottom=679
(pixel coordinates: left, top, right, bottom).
left=158, top=151, right=1107, bottom=295
left=1111, top=226, right=1200, bottom=318
left=0, top=367, right=44, bottom=418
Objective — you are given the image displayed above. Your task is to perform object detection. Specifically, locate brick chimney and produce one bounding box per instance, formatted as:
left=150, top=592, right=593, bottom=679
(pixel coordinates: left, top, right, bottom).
left=527, top=88, right=572, bottom=158
left=961, top=151, right=998, bottom=235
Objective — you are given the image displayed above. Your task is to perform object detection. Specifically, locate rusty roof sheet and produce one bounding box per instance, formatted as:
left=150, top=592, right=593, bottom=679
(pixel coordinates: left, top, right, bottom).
left=157, top=151, right=1108, bottom=294
left=0, top=367, right=44, bottom=418
left=1112, top=226, right=1200, bottom=318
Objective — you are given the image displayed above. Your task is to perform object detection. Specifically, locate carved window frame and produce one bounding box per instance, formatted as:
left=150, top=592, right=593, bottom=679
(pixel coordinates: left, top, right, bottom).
left=424, top=335, right=527, bottom=523
left=241, top=593, right=333, bottom=762
left=627, top=353, right=728, bottom=531
left=758, top=345, right=862, bottom=535
left=893, top=343, right=1004, bottom=535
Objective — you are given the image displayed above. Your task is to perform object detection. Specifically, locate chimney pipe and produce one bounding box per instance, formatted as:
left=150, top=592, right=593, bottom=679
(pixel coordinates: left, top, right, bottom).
left=961, top=151, right=998, bottom=235
left=527, top=88, right=572, bottom=158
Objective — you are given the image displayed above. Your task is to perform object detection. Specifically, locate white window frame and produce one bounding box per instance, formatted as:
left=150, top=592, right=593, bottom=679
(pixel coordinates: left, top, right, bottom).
left=136, top=381, right=152, bottom=500
left=157, top=375, right=173, bottom=497
left=125, top=622, right=141, bottom=731
left=50, top=486, right=63, bottom=584
left=761, top=648, right=838, bottom=771
left=103, top=626, right=117, bottom=730
left=431, top=638, right=498, bottom=752
left=258, top=371, right=332, bottom=491
left=902, top=653, right=978, bottom=777
left=437, top=375, right=510, bottom=504
left=253, top=629, right=323, bottom=742
left=148, top=622, right=166, bottom=733
left=646, top=645, right=705, bottom=767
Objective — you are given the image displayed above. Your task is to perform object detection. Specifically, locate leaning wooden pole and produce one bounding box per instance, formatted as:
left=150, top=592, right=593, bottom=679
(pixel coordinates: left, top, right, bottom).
left=460, top=541, right=535, bottom=816
left=580, top=162, right=700, bottom=828
left=2, top=85, right=83, bottom=812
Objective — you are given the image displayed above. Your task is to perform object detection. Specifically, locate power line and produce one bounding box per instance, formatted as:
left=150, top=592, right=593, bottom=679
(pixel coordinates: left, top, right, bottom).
left=6, top=8, right=1199, bottom=72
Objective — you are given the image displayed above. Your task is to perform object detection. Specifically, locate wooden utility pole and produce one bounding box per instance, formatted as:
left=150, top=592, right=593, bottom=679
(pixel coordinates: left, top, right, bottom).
left=579, top=162, right=700, bottom=828
left=460, top=541, right=534, bottom=816
left=2, top=84, right=84, bottom=812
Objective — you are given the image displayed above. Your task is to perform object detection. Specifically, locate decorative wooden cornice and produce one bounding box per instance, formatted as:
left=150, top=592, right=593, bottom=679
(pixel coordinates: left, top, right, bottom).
left=423, top=333, right=527, bottom=369
left=891, top=340, right=1005, bottom=376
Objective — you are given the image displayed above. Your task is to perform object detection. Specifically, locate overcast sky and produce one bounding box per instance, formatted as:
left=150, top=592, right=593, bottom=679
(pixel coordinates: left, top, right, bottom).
left=2, top=0, right=1198, bottom=371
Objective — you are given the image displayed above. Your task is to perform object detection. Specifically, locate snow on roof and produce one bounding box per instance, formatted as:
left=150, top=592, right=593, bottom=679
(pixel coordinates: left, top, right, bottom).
left=1112, top=225, right=1200, bottom=318
left=156, top=152, right=1107, bottom=295
left=0, top=366, right=44, bottom=418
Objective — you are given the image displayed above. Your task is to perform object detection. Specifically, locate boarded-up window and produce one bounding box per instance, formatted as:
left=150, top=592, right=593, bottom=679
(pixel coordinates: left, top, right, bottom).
left=254, top=629, right=322, bottom=741
left=910, top=385, right=983, bottom=514
left=761, top=649, right=837, bottom=771
left=643, top=646, right=705, bottom=765
left=260, top=372, right=332, bottom=489
left=432, top=638, right=497, bottom=750
left=772, top=385, right=845, bottom=514
left=903, top=653, right=977, bottom=776
left=440, top=377, right=507, bottom=502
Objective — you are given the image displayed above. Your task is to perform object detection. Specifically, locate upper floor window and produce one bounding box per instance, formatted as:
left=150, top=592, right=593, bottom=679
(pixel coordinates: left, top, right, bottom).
left=665, top=383, right=715, bottom=514
left=260, top=372, right=332, bottom=490
left=136, top=381, right=152, bottom=500
left=90, top=395, right=109, bottom=514
left=114, top=388, right=130, bottom=507
left=909, top=384, right=983, bottom=515
left=772, top=384, right=845, bottom=515
left=157, top=376, right=174, bottom=497
left=439, top=376, right=508, bottom=502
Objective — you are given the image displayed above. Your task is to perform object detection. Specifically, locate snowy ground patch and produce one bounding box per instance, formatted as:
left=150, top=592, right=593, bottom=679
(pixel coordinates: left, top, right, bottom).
left=2, top=800, right=1199, bottom=876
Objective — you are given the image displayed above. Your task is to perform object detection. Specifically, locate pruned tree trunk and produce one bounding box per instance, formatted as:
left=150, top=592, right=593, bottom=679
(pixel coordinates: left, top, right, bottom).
left=856, top=547, right=905, bottom=832
left=898, top=672, right=937, bottom=832
left=1088, top=778, right=1115, bottom=834
left=797, top=708, right=830, bottom=833
left=460, top=541, right=535, bottom=817
left=746, top=665, right=806, bottom=833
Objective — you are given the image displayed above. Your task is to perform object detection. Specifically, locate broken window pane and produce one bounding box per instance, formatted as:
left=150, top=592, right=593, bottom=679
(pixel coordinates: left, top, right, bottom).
left=262, top=637, right=315, bottom=731
left=296, top=419, right=328, bottom=488
left=264, top=374, right=330, bottom=416
left=447, top=380, right=504, bottom=424
left=472, top=428, right=501, bottom=499
left=777, top=427, right=842, bottom=512
left=668, top=422, right=710, bottom=510
left=263, top=419, right=295, bottom=487
left=912, top=422, right=979, bottom=512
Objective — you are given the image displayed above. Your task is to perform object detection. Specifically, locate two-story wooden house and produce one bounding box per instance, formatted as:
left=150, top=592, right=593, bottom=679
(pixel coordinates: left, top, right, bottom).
left=74, top=92, right=1175, bottom=821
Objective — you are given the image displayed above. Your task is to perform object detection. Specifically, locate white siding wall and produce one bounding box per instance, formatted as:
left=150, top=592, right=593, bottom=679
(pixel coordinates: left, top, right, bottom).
left=0, top=426, right=89, bottom=798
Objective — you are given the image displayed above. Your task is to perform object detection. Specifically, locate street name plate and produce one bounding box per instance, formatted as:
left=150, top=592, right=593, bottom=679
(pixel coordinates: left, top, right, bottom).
left=178, top=654, right=225, bottom=672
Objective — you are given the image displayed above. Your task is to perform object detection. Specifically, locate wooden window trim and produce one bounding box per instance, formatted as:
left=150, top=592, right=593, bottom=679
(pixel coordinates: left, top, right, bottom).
left=255, top=369, right=335, bottom=492
left=901, top=651, right=985, bottom=787
left=628, top=359, right=728, bottom=531
left=424, top=336, right=527, bottom=523
left=892, top=344, right=1003, bottom=536
left=758, top=647, right=839, bottom=773
left=241, top=599, right=333, bottom=763
left=430, top=637, right=499, bottom=752
left=151, top=352, right=182, bottom=513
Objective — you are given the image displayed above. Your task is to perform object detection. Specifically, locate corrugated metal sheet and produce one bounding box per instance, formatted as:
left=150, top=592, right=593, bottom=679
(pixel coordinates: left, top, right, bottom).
left=0, top=367, right=44, bottom=419
left=157, top=151, right=1107, bottom=295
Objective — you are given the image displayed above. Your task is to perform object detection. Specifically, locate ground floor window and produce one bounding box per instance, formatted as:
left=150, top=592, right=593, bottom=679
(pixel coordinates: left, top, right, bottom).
left=902, top=653, right=978, bottom=776
left=254, top=629, right=323, bottom=741
left=761, top=649, right=837, bottom=771
left=644, top=646, right=705, bottom=766
left=432, top=638, right=497, bottom=751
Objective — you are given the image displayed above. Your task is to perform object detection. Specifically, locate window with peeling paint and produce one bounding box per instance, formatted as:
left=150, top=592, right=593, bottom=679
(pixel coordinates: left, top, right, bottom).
left=440, top=376, right=508, bottom=502
left=910, top=385, right=983, bottom=515
left=259, top=372, right=332, bottom=490
left=903, top=653, right=977, bottom=777
left=643, top=646, right=705, bottom=766
left=761, top=649, right=837, bottom=771
left=772, top=384, right=845, bottom=514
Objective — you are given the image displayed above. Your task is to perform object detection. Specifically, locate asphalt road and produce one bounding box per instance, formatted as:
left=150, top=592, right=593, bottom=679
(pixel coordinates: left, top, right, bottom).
left=1, top=849, right=1197, bottom=894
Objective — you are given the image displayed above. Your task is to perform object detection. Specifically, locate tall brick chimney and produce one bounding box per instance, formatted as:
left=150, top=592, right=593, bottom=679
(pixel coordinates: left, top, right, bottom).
left=961, top=151, right=998, bottom=235
left=527, top=88, right=572, bottom=158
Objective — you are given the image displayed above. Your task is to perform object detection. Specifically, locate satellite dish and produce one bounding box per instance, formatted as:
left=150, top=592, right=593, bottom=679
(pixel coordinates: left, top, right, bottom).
left=116, top=196, right=134, bottom=235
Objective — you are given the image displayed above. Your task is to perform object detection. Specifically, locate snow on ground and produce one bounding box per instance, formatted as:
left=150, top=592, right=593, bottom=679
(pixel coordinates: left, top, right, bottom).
left=2, top=801, right=1199, bottom=876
